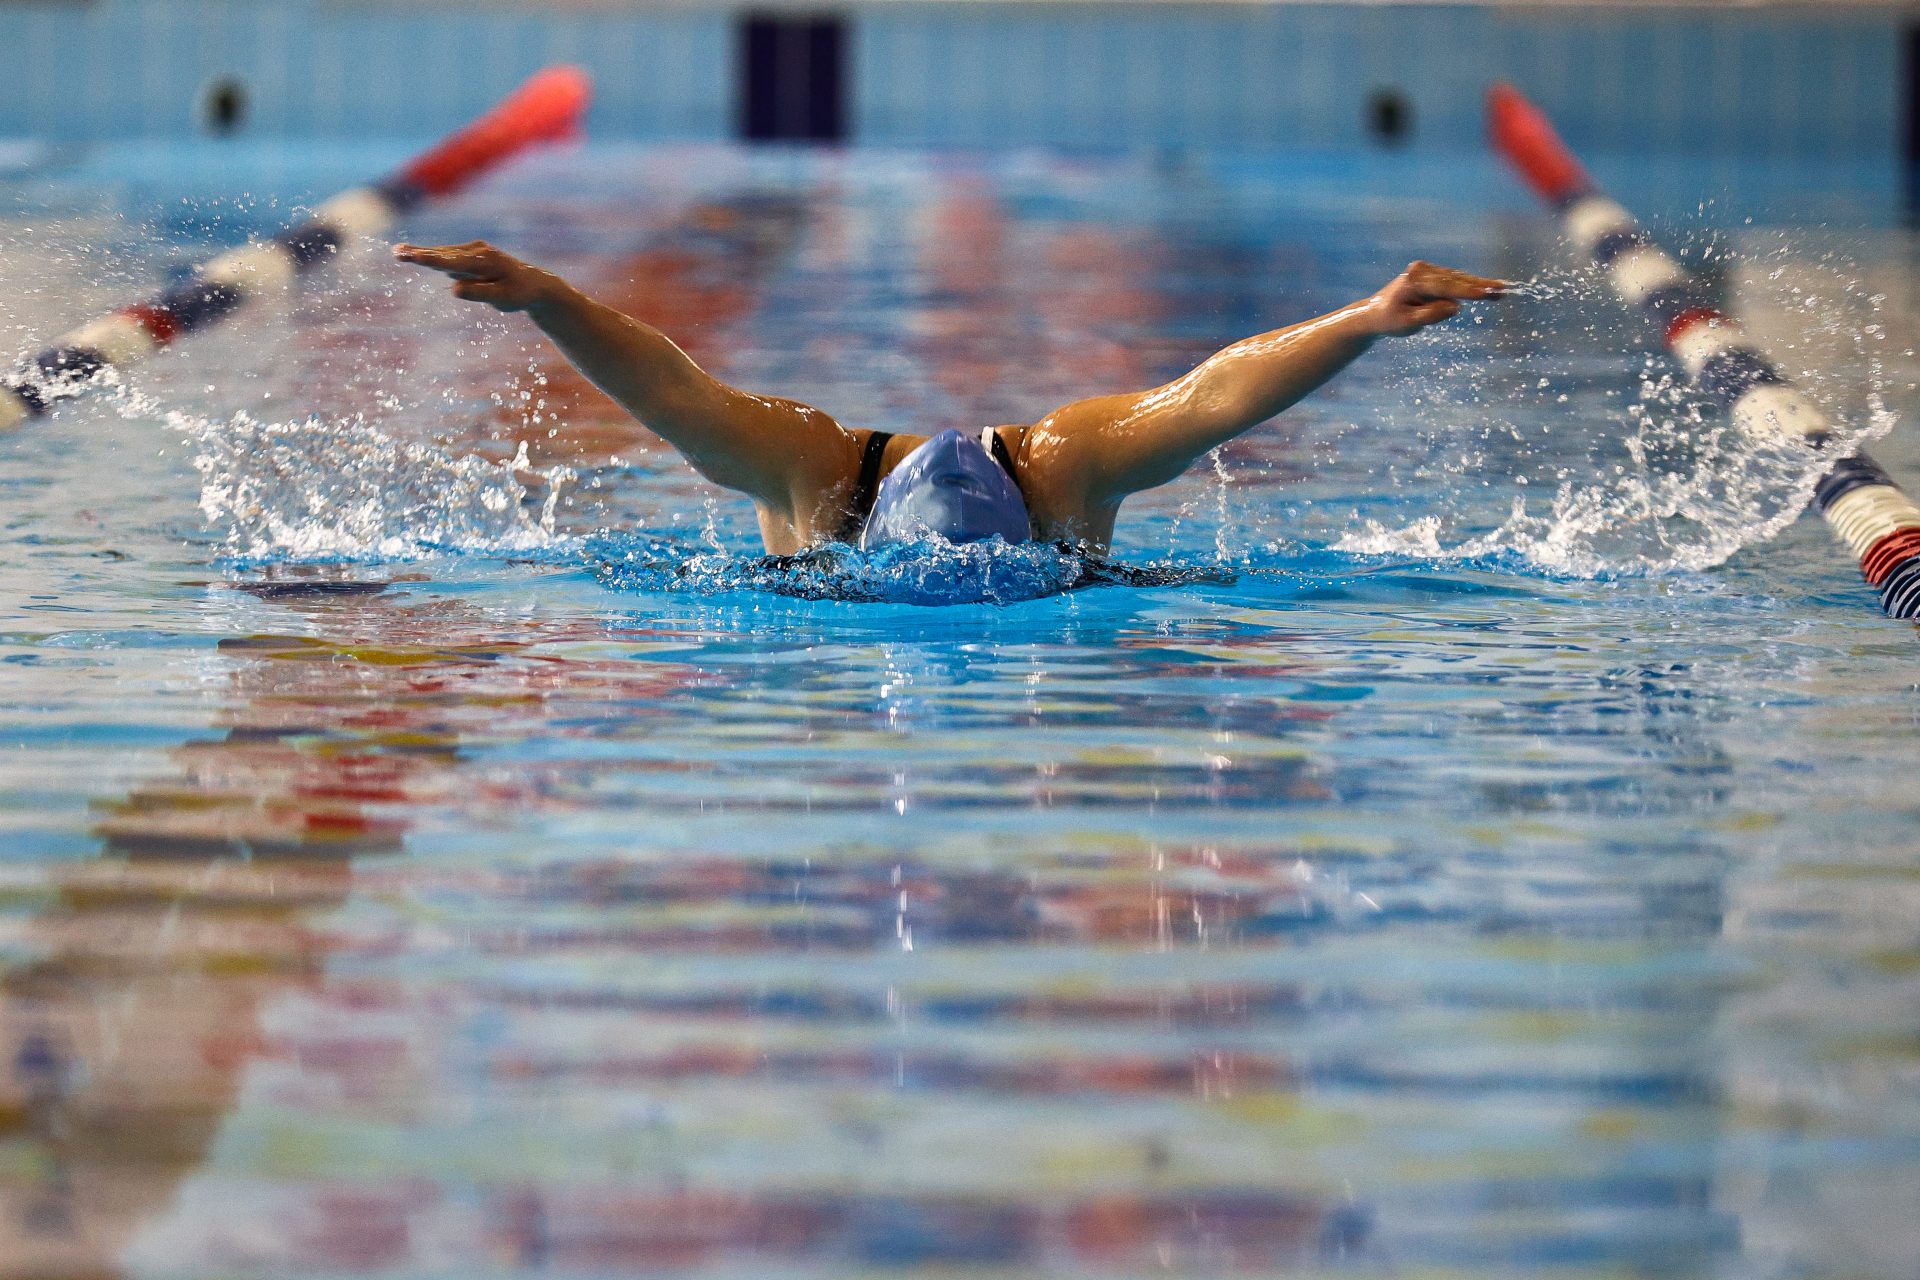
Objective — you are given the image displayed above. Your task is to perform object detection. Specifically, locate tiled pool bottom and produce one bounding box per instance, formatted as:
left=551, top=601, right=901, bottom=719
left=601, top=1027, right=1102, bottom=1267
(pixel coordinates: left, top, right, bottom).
left=0, top=143, right=1917, bottom=1277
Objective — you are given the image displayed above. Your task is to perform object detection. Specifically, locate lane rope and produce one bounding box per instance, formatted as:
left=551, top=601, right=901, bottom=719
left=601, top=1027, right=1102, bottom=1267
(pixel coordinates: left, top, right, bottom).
left=0, top=65, right=590, bottom=434
left=1487, top=82, right=1920, bottom=620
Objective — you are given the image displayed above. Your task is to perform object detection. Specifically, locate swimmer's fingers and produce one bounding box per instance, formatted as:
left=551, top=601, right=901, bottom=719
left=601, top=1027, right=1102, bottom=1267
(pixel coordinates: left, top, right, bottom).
left=1404, top=260, right=1506, bottom=302
left=393, top=241, right=515, bottom=282
left=450, top=279, right=514, bottom=307
left=1369, top=261, right=1501, bottom=335
left=395, top=242, right=553, bottom=312
left=1406, top=298, right=1460, bottom=327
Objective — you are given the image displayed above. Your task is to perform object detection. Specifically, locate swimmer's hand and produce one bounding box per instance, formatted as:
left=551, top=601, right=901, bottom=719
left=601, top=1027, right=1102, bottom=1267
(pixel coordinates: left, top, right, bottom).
left=393, top=241, right=559, bottom=312
left=1367, top=261, right=1505, bottom=337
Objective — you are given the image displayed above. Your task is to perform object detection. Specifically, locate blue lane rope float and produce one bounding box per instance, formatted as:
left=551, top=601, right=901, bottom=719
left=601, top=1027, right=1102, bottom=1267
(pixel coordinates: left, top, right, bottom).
left=0, top=66, right=590, bottom=433
left=1488, top=83, right=1920, bottom=620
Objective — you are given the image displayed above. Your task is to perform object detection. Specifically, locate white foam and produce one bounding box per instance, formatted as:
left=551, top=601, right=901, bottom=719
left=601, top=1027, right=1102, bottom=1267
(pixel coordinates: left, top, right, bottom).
left=1335, top=252, right=1900, bottom=579
left=168, top=406, right=576, bottom=561
left=1337, top=459, right=1808, bottom=577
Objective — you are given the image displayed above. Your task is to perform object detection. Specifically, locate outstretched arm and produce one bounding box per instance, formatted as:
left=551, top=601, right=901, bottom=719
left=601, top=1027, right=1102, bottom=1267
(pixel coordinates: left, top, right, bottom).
left=1034, top=262, right=1503, bottom=504
left=394, top=241, right=852, bottom=510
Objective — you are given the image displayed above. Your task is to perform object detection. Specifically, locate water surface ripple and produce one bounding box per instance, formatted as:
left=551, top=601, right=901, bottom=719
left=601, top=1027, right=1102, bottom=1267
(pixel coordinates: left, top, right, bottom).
left=0, top=144, right=1916, bottom=1279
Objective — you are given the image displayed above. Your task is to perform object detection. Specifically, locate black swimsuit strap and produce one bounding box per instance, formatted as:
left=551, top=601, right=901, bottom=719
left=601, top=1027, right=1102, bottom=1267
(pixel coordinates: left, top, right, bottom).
left=986, top=429, right=1022, bottom=492
left=842, top=430, right=895, bottom=542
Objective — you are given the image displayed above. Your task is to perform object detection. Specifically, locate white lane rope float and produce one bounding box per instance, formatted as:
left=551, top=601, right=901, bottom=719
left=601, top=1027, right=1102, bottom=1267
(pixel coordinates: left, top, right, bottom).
left=1488, top=83, right=1920, bottom=621
left=0, top=66, right=590, bottom=433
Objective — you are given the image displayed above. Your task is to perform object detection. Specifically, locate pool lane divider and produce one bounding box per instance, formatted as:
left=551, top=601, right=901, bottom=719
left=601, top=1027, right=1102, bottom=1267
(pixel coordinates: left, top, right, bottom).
left=1487, top=82, right=1920, bottom=620
left=0, top=65, right=590, bottom=434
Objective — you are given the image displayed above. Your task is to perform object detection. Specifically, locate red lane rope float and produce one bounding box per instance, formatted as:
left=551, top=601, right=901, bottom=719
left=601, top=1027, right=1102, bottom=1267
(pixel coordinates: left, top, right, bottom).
left=1485, top=84, right=1591, bottom=209
left=393, top=66, right=588, bottom=201
left=1664, top=306, right=1730, bottom=348
left=1861, top=526, right=1920, bottom=587
left=119, top=302, right=181, bottom=348
left=0, top=65, right=591, bottom=432
left=1487, top=81, right=1920, bottom=621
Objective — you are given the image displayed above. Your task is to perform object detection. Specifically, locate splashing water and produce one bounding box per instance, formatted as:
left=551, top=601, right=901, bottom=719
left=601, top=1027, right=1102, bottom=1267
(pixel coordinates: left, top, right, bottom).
left=81, top=370, right=1228, bottom=600
left=37, top=198, right=1896, bottom=594
left=174, top=403, right=576, bottom=562
left=589, top=534, right=1233, bottom=606
left=1337, top=397, right=1838, bottom=577
left=1335, top=252, right=1903, bottom=577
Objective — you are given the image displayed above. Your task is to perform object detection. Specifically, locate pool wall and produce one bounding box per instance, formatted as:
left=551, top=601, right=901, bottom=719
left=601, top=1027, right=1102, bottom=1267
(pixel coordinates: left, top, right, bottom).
left=0, top=0, right=1903, bottom=161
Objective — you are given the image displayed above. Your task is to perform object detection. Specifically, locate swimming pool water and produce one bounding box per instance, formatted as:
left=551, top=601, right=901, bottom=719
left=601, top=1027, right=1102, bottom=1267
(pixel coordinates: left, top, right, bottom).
left=1, top=141, right=1918, bottom=1278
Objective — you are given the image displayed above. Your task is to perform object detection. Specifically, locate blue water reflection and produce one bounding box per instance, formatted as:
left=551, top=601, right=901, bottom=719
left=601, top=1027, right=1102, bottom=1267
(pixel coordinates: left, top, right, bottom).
left=0, top=143, right=1915, bottom=1277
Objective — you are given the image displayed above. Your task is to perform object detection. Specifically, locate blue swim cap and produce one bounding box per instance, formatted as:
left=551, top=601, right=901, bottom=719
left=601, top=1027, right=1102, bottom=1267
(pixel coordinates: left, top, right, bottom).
left=861, top=428, right=1030, bottom=548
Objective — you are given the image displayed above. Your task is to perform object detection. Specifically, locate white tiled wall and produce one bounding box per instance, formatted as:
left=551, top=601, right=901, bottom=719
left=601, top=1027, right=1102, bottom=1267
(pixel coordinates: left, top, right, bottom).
left=0, top=0, right=734, bottom=140
left=855, top=4, right=1902, bottom=156
left=0, top=0, right=1902, bottom=162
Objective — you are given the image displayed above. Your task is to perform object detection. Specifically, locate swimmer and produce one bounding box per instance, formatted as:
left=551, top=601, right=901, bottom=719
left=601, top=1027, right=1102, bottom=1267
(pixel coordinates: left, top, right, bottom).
left=394, top=241, right=1502, bottom=555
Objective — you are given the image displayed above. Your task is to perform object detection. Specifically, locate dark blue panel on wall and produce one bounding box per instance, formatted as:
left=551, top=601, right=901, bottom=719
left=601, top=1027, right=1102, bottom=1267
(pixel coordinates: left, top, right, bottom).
left=1907, top=23, right=1920, bottom=206
left=739, top=12, right=847, bottom=142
